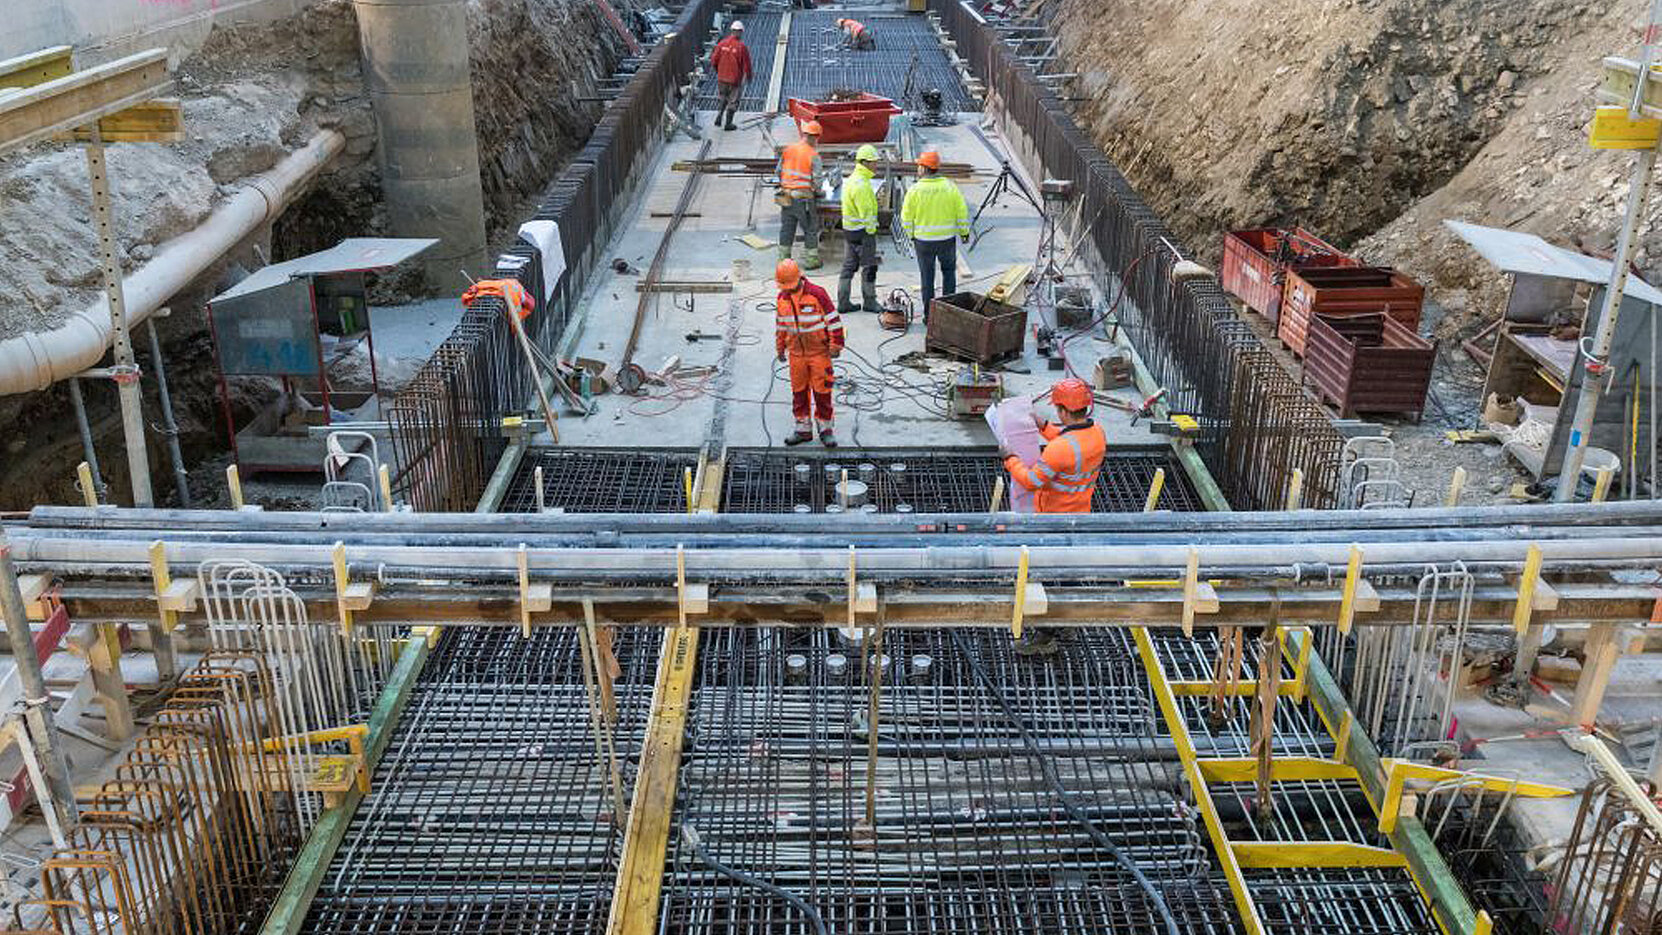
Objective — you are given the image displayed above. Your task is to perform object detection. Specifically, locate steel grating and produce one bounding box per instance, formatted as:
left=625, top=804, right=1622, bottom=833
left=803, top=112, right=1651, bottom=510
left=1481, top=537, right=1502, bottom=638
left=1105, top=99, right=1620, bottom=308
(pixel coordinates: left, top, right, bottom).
left=693, top=13, right=783, bottom=110
left=777, top=11, right=978, bottom=113
left=501, top=447, right=703, bottom=513
left=719, top=446, right=1204, bottom=513
left=661, top=627, right=1240, bottom=935
left=299, top=627, right=661, bottom=935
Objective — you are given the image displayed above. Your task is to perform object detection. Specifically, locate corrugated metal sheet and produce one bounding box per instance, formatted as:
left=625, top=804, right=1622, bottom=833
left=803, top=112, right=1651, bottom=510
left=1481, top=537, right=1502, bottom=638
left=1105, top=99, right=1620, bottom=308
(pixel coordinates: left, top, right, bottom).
left=1445, top=220, right=1662, bottom=306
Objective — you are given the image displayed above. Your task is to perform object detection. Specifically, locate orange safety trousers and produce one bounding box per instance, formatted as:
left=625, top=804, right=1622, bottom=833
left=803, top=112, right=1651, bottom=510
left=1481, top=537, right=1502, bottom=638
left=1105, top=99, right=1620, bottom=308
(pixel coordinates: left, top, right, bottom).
left=789, top=354, right=834, bottom=424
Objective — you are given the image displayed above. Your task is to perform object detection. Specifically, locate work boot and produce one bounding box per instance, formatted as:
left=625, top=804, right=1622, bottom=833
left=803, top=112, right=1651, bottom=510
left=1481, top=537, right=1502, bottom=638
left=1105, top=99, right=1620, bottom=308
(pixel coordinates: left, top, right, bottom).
left=724, top=112, right=737, bottom=131
left=1014, top=628, right=1060, bottom=657
left=778, top=245, right=792, bottom=262
left=784, top=429, right=814, bottom=446
left=801, top=249, right=823, bottom=271
left=861, top=282, right=879, bottom=312
left=836, top=278, right=855, bottom=314
left=861, top=302, right=884, bottom=314
left=819, top=427, right=838, bottom=448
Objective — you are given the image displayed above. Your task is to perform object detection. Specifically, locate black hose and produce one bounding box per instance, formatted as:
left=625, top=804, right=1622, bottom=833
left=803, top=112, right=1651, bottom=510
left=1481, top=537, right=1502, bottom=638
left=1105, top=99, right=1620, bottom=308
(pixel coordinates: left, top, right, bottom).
left=947, top=630, right=1182, bottom=935
left=681, top=825, right=829, bottom=935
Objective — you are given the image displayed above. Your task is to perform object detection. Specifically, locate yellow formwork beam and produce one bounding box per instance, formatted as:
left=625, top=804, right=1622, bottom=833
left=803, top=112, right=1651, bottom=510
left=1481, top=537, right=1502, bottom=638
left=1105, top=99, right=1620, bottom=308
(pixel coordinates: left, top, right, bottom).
left=1232, top=841, right=1407, bottom=870
left=1377, top=759, right=1574, bottom=834
left=1198, top=757, right=1356, bottom=784
left=607, top=622, right=699, bottom=935
left=1133, top=627, right=1267, bottom=935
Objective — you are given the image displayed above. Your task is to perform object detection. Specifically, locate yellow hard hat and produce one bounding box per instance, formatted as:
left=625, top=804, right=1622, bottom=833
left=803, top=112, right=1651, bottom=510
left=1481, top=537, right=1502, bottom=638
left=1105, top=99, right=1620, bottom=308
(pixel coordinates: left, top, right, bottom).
left=855, top=144, right=880, bottom=162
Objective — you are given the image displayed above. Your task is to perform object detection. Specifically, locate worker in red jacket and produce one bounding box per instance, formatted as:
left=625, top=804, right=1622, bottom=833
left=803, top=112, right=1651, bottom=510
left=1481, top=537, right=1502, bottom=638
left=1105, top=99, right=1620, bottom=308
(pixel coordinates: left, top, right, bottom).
left=710, top=21, right=754, bottom=131
left=774, top=259, right=844, bottom=447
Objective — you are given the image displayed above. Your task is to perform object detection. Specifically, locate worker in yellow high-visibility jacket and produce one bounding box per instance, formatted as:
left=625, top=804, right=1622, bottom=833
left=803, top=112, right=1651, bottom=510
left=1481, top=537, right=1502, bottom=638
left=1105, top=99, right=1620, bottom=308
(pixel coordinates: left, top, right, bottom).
left=837, top=144, right=882, bottom=314
left=899, top=150, right=969, bottom=314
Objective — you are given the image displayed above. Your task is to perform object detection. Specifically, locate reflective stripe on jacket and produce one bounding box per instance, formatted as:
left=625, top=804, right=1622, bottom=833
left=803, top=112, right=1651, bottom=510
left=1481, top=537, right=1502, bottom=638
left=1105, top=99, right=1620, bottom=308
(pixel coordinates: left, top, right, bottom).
left=900, top=175, right=970, bottom=241
left=841, top=163, right=879, bottom=233
left=778, top=141, right=821, bottom=195
left=776, top=280, right=844, bottom=358
left=1004, top=420, right=1106, bottom=513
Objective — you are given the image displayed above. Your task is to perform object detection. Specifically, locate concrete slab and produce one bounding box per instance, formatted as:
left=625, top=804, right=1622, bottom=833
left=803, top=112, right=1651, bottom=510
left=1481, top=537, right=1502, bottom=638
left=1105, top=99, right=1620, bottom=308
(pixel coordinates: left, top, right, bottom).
left=553, top=113, right=1161, bottom=456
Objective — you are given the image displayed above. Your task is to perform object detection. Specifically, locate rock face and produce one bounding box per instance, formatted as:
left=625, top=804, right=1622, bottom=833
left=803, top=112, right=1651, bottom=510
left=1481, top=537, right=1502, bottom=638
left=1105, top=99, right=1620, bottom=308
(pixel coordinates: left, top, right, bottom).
left=1056, top=0, right=1598, bottom=253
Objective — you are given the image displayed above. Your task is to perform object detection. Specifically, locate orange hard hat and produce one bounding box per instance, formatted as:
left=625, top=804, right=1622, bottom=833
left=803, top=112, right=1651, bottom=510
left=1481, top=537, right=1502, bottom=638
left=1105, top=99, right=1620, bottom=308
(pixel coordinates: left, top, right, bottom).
left=802, top=120, right=823, bottom=136
left=776, top=258, right=802, bottom=287
left=1052, top=377, right=1093, bottom=411
left=916, top=150, right=941, bottom=169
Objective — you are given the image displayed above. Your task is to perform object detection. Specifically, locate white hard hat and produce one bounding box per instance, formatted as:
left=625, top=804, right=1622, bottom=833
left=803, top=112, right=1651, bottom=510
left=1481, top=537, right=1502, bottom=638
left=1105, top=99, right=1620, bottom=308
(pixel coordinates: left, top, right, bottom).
left=730, top=19, right=744, bottom=30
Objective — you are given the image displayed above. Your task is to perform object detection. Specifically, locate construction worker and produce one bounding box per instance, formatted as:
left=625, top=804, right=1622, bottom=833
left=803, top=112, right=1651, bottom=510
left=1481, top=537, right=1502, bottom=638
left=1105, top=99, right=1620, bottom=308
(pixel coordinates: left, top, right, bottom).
left=1002, top=376, right=1105, bottom=654
left=900, top=150, right=969, bottom=313
left=837, top=144, right=882, bottom=314
left=775, top=259, right=844, bottom=447
left=836, top=17, right=876, bottom=50
left=710, top=20, right=753, bottom=131
left=777, top=120, right=825, bottom=269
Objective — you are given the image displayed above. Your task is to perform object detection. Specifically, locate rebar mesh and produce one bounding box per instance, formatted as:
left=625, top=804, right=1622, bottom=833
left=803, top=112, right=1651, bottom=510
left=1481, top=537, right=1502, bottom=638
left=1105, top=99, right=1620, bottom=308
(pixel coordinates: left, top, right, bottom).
left=661, top=627, right=1239, bottom=935
left=501, top=448, right=702, bottom=513
left=298, top=627, right=660, bottom=935
left=720, top=446, right=1204, bottom=513
left=776, top=11, right=977, bottom=112
left=694, top=14, right=783, bottom=110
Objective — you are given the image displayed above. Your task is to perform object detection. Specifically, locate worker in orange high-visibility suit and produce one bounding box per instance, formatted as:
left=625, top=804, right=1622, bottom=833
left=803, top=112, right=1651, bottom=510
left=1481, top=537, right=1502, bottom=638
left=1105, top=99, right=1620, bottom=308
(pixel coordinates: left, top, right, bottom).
left=775, top=259, right=845, bottom=447
left=777, top=120, right=824, bottom=269
left=1002, top=376, right=1106, bottom=654
left=836, top=17, right=875, bottom=49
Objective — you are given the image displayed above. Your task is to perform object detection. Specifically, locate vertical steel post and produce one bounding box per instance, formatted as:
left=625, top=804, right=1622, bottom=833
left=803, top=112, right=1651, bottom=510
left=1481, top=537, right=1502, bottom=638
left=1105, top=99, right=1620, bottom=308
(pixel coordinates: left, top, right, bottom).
left=144, top=317, right=192, bottom=508
left=84, top=127, right=154, bottom=507
left=0, top=541, right=77, bottom=832
left=66, top=377, right=108, bottom=503
left=1558, top=0, right=1662, bottom=500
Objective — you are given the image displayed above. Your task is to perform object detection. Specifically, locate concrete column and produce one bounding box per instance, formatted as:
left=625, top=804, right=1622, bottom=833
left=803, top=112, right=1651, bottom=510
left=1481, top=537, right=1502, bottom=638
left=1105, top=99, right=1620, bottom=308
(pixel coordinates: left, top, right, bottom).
left=353, top=0, right=489, bottom=289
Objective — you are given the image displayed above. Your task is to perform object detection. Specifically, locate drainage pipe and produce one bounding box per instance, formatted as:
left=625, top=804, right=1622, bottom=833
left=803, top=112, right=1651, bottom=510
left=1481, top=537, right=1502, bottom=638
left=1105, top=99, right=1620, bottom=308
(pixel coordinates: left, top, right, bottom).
left=0, top=129, right=345, bottom=397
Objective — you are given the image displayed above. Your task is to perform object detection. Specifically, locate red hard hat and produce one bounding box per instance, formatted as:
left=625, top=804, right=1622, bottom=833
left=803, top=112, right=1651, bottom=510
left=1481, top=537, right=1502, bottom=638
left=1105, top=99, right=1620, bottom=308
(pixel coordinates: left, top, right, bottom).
left=916, top=150, right=942, bottom=169
left=776, top=258, right=802, bottom=287
left=1052, top=377, right=1093, bottom=411
left=802, top=120, right=823, bottom=136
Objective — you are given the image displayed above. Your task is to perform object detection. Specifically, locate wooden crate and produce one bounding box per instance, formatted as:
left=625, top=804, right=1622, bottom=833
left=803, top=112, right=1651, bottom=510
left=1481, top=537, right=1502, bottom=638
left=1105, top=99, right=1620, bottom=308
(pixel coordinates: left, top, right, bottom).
left=1278, top=266, right=1425, bottom=358
left=1304, top=313, right=1436, bottom=418
left=926, top=291, right=1027, bottom=365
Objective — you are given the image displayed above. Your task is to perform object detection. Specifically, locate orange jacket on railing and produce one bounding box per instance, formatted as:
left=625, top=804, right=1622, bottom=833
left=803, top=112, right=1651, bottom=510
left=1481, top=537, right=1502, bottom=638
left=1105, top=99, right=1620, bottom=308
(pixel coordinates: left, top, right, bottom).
left=462, top=278, right=535, bottom=320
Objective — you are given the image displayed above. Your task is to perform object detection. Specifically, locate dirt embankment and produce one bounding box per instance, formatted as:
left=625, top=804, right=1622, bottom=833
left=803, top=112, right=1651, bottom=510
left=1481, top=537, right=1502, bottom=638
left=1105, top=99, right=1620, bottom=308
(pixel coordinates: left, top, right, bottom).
left=1054, top=0, right=1622, bottom=339
left=0, top=0, right=621, bottom=510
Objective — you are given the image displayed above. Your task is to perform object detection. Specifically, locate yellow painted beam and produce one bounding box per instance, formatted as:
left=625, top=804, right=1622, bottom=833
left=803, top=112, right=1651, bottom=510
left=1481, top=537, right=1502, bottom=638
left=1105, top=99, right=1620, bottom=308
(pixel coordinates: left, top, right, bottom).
left=0, top=46, right=73, bottom=90
left=1198, top=757, right=1357, bottom=784
left=607, top=623, right=699, bottom=935
left=1232, top=841, right=1407, bottom=869
left=59, top=99, right=183, bottom=143
left=1378, top=759, right=1575, bottom=834
left=0, top=48, right=171, bottom=155
left=1133, top=627, right=1266, bottom=935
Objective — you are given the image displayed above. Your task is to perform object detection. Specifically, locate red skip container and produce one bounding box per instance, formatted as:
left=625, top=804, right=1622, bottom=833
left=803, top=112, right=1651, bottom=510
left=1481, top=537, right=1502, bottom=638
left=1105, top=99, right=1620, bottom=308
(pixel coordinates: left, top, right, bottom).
left=787, top=94, right=903, bottom=144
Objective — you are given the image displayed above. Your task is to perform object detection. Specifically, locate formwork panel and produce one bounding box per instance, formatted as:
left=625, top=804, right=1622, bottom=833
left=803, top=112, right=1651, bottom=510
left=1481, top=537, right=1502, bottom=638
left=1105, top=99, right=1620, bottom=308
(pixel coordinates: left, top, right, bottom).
left=777, top=11, right=978, bottom=113
left=719, top=446, right=1204, bottom=514
left=502, top=447, right=702, bottom=513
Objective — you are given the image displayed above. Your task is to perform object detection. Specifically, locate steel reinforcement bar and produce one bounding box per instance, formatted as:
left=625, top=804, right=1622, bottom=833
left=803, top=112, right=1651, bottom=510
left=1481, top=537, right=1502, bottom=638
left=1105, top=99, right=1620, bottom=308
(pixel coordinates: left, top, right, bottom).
left=927, top=0, right=1346, bottom=510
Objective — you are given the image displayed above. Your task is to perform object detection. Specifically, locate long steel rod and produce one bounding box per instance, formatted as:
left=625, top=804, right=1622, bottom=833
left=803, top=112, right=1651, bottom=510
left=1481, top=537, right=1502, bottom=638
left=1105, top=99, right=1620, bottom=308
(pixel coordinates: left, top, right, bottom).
left=144, top=317, right=192, bottom=508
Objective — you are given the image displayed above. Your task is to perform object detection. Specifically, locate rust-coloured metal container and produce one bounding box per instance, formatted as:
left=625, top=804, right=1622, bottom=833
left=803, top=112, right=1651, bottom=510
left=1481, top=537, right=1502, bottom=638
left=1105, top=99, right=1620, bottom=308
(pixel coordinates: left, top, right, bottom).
left=787, top=94, right=903, bottom=144
left=1278, top=266, right=1425, bottom=358
left=1303, top=313, right=1435, bottom=418
left=1221, top=228, right=1357, bottom=323
left=926, top=291, right=1026, bottom=365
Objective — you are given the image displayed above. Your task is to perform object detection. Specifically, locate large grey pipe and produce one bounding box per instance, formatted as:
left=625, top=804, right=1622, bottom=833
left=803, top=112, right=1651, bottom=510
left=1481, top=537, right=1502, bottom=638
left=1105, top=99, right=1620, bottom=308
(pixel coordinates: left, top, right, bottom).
left=354, top=0, right=489, bottom=288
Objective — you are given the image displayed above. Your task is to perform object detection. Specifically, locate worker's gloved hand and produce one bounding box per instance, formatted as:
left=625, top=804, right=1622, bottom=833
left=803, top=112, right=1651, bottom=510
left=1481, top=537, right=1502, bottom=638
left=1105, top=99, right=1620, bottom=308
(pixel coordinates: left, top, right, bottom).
left=1031, top=413, right=1047, bottom=430
left=777, top=350, right=787, bottom=363
left=960, top=233, right=970, bottom=244
left=996, top=442, right=1011, bottom=459
left=830, top=347, right=842, bottom=359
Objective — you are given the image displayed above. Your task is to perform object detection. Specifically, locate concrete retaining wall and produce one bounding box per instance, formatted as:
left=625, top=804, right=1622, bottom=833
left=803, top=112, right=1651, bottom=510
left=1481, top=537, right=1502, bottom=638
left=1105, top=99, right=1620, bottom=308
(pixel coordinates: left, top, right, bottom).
left=5, top=0, right=317, bottom=65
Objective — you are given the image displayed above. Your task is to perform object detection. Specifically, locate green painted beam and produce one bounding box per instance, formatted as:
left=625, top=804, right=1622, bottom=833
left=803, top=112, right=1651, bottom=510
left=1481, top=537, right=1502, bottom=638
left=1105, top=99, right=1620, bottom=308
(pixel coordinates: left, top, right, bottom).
left=1288, top=629, right=1480, bottom=935
left=259, top=631, right=436, bottom=935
